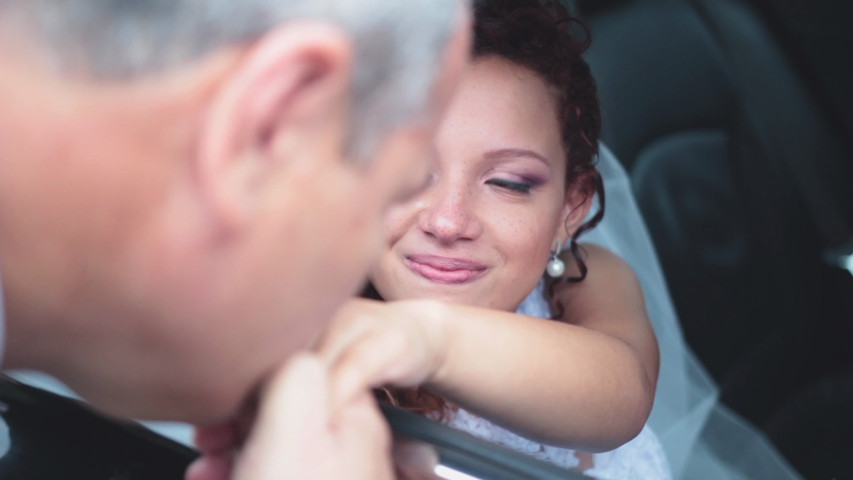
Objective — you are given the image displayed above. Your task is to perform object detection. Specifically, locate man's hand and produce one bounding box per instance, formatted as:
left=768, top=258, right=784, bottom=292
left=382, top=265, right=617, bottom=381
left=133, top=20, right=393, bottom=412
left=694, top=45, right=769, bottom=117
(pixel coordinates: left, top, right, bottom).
left=185, top=353, right=395, bottom=480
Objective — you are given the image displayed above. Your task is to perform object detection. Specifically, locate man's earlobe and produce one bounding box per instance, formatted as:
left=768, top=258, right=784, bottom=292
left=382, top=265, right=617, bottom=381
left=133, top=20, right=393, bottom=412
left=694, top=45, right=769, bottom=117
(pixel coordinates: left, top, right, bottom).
left=196, top=22, right=353, bottom=229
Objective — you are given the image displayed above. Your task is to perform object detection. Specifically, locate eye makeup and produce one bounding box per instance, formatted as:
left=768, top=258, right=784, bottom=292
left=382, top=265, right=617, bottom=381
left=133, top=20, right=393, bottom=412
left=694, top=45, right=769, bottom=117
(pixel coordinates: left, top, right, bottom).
left=485, top=177, right=535, bottom=194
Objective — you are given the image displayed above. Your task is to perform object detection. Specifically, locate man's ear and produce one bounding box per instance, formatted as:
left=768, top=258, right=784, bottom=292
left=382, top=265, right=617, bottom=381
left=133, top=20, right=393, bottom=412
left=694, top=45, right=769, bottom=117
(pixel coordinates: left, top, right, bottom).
left=197, top=22, right=353, bottom=230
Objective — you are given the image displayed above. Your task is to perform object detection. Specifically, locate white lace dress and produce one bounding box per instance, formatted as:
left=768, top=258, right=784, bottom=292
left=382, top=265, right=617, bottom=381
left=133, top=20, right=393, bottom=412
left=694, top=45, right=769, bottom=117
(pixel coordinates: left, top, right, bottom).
left=446, top=408, right=671, bottom=480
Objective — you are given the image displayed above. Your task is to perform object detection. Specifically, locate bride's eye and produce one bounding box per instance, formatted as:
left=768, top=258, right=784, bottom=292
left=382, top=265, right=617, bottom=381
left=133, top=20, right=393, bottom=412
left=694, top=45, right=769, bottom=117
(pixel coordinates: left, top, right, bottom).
left=486, top=178, right=532, bottom=194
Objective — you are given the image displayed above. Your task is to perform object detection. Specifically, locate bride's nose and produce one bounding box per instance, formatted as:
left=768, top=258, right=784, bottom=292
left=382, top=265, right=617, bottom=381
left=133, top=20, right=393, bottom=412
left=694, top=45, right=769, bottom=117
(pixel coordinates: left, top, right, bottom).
left=417, top=178, right=483, bottom=243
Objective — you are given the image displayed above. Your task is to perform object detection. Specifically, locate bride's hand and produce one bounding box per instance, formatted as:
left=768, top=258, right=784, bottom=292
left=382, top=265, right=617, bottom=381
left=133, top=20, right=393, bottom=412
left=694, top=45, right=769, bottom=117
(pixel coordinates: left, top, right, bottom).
left=185, top=353, right=395, bottom=480
left=316, top=298, right=451, bottom=404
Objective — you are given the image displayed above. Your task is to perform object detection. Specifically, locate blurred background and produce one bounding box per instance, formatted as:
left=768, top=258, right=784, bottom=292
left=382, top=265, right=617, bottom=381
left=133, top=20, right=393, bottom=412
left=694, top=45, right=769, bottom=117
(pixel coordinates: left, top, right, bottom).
left=568, top=0, right=853, bottom=477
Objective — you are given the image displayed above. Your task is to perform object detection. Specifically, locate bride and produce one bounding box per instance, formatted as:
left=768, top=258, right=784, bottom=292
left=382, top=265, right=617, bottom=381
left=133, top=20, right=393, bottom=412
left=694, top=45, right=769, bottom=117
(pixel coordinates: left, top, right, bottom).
left=319, top=1, right=802, bottom=479
left=319, top=0, right=668, bottom=477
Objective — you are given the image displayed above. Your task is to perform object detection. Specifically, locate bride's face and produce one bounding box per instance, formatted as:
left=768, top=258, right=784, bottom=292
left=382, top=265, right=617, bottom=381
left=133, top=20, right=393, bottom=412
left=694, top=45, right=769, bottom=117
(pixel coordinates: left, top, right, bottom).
left=370, top=57, right=585, bottom=311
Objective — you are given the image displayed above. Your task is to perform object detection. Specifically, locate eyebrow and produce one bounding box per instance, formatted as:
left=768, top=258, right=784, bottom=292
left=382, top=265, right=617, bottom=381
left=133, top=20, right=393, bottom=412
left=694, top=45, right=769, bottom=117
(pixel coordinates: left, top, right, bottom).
left=483, top=148, right=552, bottom=168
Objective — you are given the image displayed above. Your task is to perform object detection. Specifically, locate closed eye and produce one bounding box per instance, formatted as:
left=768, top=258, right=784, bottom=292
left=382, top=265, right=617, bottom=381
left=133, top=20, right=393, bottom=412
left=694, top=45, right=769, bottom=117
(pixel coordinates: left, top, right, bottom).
left=486, top=178, right=532, bottom=194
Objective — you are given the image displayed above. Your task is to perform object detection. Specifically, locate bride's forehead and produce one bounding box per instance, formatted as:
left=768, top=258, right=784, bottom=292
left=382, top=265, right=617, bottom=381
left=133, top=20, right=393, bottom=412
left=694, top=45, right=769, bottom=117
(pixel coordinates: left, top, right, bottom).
left=461, top=58, right=554, bottom=100
left=435, top=61, right=564, bottom=165
left=446, top=60, right=559, bottom=130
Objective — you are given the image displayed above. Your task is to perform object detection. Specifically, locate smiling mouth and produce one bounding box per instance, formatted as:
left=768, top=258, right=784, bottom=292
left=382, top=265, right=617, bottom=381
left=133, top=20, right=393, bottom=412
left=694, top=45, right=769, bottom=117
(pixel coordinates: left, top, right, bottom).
left=405, top=255, right=487, bottom=285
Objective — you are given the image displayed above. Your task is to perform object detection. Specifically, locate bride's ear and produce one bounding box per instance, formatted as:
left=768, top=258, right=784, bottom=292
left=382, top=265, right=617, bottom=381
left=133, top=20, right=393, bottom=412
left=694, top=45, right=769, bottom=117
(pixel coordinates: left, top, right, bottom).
left=559, top=181, right=595, bottom=243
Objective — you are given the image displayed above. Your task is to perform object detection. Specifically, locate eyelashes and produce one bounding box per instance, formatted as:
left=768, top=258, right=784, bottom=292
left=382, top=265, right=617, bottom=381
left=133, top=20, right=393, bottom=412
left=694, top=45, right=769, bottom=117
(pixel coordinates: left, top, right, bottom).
left=485, top=177, right=534, bottom=194
left=422, top=171, right=547, bottom=196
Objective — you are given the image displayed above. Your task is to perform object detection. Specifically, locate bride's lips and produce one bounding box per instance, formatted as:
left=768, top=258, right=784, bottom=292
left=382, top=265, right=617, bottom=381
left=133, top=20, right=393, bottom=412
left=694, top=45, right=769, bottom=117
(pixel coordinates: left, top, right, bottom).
left=405, top=254, right=487, bottom=284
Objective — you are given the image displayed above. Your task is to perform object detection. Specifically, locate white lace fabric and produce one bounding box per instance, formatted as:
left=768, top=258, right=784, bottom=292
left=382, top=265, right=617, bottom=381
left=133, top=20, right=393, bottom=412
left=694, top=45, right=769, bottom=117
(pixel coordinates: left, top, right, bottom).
left=446, top=408, right=671, bottom=479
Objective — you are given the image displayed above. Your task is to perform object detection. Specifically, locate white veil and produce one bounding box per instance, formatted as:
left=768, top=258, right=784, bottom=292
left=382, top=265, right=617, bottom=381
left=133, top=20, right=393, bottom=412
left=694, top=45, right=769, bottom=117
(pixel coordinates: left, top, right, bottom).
left=517, top=144, right=802, bottom=479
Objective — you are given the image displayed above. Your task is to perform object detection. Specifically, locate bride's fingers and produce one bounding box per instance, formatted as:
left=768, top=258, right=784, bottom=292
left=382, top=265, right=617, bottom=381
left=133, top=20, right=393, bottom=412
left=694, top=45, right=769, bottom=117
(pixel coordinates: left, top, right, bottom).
left=329, top=327, right=415, bottom=405
left=184, top=454, right=233, bottom=480
left=316, top=322, right=373, bottom=369
left=193, top=387, right=259, bottom=455
left=334, top=392, right=396, bottom=480
left=240, top=353, right=330, bottom=454
left=394, top=440, right=441, bottom=480
left=232, top=353, right=397, bottom=480
left=194, top=422, right=238, bottom=455
left=315, top=303, right=379, bottom=364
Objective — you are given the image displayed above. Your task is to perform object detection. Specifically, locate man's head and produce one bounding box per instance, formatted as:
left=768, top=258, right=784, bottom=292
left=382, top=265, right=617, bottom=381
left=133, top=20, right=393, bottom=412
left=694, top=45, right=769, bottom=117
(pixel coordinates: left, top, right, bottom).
left=0, top=0, right=470, bottom=423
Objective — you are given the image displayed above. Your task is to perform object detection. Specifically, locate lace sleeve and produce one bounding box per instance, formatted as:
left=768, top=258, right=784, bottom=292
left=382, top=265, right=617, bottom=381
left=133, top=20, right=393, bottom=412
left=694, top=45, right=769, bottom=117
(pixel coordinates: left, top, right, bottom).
left=445, top=408, right=671, bottom=480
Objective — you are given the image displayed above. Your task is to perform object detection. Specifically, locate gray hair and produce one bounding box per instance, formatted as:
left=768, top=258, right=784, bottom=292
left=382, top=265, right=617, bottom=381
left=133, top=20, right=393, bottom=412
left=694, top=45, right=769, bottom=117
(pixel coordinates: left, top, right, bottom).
left=1, top=0, right=462, bottom=160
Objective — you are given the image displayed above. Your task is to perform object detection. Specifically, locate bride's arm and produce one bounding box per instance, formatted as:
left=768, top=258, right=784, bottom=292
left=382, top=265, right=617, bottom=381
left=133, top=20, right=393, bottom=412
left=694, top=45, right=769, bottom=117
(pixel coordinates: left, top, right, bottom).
left=318, top=243, right=658, bottom=452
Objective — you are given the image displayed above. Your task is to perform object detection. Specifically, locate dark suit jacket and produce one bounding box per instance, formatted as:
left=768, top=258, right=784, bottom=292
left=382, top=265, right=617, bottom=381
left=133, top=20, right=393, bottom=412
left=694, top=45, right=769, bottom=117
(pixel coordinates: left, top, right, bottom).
left=0, top=376, right=197, bottom=479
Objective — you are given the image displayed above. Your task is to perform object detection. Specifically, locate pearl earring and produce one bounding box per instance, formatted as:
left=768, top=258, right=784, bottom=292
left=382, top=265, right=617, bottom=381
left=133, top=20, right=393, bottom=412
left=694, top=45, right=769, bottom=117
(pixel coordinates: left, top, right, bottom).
left=546, top=250, right=566, bottom=278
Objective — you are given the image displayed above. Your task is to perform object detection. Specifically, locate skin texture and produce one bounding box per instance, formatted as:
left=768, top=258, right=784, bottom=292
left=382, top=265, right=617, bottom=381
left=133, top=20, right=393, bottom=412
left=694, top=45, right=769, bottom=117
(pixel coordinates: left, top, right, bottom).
left=0, top=19, right=466, bottom=424
left=318, top=57, right=660, bottom=453
left=187, top=354, right=395, bottom=480
left=0, top=6, right=471, bottom=480
left=370, top=58, right=577, bottom=312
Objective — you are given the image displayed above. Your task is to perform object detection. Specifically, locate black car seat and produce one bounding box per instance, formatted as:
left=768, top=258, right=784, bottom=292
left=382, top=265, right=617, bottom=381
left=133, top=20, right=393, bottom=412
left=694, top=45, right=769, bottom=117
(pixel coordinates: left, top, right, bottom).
left=568, top=0, right=853, bottom=477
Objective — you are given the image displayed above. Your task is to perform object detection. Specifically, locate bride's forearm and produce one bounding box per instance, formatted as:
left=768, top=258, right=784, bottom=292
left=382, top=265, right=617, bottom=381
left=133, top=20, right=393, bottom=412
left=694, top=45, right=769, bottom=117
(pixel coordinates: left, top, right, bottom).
left=424, top=302, right=653, bottom=452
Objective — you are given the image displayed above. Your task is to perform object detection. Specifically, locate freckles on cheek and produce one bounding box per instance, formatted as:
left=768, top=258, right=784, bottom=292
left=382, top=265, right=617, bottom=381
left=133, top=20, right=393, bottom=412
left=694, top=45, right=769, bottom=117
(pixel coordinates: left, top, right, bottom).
left=501, top=215, right=529, bottom=240
left=515, top=217, right=554, bottom=257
